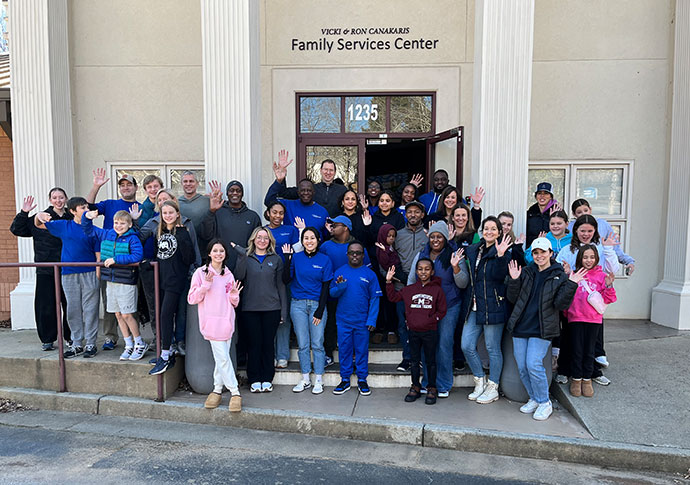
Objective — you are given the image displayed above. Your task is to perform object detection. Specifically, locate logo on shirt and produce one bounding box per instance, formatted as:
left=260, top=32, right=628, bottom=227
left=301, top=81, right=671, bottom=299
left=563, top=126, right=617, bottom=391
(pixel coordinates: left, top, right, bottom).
left=410, top=293, right=433, bottom=309
left=312, top=264, right=323, bottom=269
left=267, top=261, right=274, bottom=267
left=313, top=215, right=323, bottom=219
left=359, top=277, right=370, bottom=283
left=157, top=233, right=177, bottom=260
left=246, top=220, right=251, bottom=224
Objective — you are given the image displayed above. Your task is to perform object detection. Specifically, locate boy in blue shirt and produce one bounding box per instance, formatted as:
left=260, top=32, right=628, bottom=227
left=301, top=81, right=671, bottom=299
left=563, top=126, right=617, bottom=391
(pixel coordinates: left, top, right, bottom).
left=329, top=241, right=381, bottom=396
left=35, top=197, right=100, bottom=358
left=82, top=209, right=148, bottom=361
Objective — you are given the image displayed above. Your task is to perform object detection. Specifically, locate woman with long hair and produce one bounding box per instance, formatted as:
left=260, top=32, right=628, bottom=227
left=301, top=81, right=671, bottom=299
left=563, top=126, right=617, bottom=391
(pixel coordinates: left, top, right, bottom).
left=338, top=188, right=371, bottom=245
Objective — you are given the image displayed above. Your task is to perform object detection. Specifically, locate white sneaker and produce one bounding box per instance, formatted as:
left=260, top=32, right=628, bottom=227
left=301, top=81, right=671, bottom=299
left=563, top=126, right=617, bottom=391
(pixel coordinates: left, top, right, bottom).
left=595, top=356, right=609, bottom=368
left=276, top=359, right=288, bottom=369
left=476, top=380, right=499, bottom=404
left=593, top=375, right=611, bottom=386
left=119, top=347, right=133, bottom=361
left=437, top=391, right=449, bottom=398
left=468, top=376, right=486, bottom=401
left=312, top=381, right=323, bottom=394
left=292, top=380, right=311, bottom=393
left=250, top=382, right=262, bottom=393
left=519, top=399, right=539, bottom=414
left=261, top=382, right=273, bottom=392
left=533, top=400, right=553, bottom=421
left=129, top=343, right=149, bottom=361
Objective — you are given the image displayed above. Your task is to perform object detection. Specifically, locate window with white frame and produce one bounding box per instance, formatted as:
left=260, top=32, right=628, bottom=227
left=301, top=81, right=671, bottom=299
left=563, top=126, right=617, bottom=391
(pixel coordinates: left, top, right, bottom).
left=106, top=162, right=206, bottom=202
left=528, top=161, right=633, bottom=274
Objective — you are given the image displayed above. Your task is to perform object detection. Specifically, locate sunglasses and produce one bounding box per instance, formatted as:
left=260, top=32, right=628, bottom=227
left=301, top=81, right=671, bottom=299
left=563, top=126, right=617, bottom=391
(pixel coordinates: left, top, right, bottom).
left=347, top=250, right=364, bottom=256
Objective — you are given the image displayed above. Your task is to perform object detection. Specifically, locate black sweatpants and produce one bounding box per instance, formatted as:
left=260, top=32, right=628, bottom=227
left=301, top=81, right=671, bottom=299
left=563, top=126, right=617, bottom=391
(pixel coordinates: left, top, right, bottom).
left=243, top=310, right=281, bottom=384
left=409, top=329, right=439, bottom=388
left=160, top=290, right=181, bottom=352
left=325, top=300, right=338, bottom=358
left=35, top=273, right=71, bottom=344
left=569, top=321, right=600, bottom=379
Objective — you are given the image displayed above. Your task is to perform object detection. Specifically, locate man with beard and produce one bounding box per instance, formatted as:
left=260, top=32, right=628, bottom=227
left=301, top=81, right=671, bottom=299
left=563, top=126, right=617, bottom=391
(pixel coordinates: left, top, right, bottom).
left=419, top=169, right=450, bottom=215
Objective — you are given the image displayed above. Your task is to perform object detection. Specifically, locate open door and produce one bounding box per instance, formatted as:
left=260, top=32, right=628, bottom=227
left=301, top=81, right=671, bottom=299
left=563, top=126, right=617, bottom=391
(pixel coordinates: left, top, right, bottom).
left=426, top=126, right=464, bottom=192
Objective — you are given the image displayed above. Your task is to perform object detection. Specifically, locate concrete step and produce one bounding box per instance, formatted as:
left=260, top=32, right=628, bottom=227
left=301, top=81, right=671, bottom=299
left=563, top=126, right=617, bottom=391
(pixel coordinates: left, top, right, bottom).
left=242, top=362, right=474, bottom=388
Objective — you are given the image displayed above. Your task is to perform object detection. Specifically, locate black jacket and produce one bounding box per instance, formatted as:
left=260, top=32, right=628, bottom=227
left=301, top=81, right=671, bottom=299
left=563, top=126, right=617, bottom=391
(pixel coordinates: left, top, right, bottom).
left=506, top=262, right=577, bottom=339
left=10, top=207, right=72, bottom=275
left=526, top=203, right=551, bottom=247
left=460, top=241, right=510, bottom=325
left=155, top=227, right=196, bottom=293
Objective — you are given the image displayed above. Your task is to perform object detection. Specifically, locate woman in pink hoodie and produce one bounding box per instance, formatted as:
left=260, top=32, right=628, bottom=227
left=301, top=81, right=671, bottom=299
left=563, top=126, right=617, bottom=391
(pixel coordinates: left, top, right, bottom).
left=564, top=244, right=616, bottom=398
left=188, top=239, right=243, bottom=412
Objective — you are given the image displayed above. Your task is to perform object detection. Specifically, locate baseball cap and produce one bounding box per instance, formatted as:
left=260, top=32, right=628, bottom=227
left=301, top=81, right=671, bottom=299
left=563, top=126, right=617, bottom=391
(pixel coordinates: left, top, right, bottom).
left=404, top=200, right=425, bottom=212
left=531, top=237, right=552, bottom=253
left=118, top=174, right=137, bottom=185
left=327, top=215, right=352, bottom=231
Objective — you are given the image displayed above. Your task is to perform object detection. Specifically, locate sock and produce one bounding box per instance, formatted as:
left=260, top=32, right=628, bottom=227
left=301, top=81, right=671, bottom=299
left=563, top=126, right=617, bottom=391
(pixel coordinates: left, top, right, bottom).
left=161, top=349, right=171, bottom=361
left=124, top=336, right=134, bottom=348
left=302, top=373, right=310, bottom=383
left=315, top=375, right=323, bottom=383
left=134, top=336, right=144, bottom=346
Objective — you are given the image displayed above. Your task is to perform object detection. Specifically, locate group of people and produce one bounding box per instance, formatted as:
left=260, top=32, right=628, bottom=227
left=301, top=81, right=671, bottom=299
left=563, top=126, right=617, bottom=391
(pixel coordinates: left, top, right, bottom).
left=11, top=151, right=632, bottom=419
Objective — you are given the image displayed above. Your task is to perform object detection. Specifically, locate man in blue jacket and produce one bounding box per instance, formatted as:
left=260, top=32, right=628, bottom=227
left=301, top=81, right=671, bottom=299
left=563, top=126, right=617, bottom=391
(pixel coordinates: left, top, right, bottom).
left=419, top=169, right=450, bottom=215
left=329, top=241, right=381, bottom=396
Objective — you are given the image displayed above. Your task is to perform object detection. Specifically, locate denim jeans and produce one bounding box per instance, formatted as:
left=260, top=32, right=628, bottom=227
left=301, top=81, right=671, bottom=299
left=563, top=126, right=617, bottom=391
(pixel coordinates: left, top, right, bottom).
left=461, top=311, right=504, bottom=383
left=290, top=299, right=327, bottom=375
left=512, top=337, right=551, bottom=404
left=422, top=304, right=461, bottom=392
left=395, top=300, right=410, bottom=361
left=274, top=284, right=292, bottom=362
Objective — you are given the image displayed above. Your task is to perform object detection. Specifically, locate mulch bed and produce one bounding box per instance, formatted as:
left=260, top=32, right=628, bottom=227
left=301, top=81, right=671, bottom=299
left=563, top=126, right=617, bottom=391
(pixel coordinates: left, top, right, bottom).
left=0, top=319, right=11, bottom=329
left=0, top=398, right=31, bottom=413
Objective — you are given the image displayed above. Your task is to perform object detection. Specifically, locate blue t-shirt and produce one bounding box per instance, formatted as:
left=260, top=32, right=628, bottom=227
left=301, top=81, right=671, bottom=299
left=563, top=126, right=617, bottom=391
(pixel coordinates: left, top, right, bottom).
left=290, top=251, right=333, bottom=301
left=268, top=224, right=299, bottom=262
left=319, top=239, right=371, bottom=271
left=255, top=254, right=267, bottom=264
left=45, top=220, right=98, bottom=274
left=329, top=264, right=382, bottom=326
left=96, top=199, right=138, bottom=230
left=282, top=199, right=329, bottom=238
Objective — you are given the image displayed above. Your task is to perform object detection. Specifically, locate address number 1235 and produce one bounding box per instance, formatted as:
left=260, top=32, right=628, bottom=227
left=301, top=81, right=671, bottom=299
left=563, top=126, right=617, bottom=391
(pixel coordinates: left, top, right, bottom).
left=347, top=103, right=379, bottom=121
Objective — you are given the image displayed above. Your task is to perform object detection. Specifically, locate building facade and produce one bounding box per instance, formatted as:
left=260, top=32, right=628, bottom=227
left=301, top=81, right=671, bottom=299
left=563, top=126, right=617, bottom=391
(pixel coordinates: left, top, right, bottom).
left=7, top=0, right=690, bottom=329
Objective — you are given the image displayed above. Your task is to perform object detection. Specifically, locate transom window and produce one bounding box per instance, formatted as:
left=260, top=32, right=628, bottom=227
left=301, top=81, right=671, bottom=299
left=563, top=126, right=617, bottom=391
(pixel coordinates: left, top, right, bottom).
left=107, top=162, right=205, bottom=202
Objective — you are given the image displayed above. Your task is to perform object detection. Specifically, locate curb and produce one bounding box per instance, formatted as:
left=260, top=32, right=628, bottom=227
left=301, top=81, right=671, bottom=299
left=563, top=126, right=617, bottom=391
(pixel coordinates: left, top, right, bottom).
left=2, top=386, right=689, bottom=474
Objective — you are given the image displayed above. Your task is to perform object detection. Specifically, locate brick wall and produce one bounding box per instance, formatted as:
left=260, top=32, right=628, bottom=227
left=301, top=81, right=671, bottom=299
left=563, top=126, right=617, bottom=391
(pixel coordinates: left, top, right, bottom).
left=0, top=129, right=18, bottom=319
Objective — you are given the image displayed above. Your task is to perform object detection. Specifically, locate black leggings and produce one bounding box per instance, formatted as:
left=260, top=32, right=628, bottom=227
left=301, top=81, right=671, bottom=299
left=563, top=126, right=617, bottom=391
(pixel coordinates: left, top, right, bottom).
left=160, top=290, right=181, bottom=352
left=243, top=310, right=281, bottom=384
left=409, top=329, right=438, bottom=388
left=35, top=273, right=71, bottom=344
left=569, top=321, right=599, bottom=379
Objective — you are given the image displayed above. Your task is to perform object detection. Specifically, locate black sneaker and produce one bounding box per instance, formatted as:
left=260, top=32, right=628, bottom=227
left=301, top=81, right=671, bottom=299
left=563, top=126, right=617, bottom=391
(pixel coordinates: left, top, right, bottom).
left=325, top=356, right=335, bottom=368
left=358, top=380, right=371, bottom=396
left=63, top=346, right=83, bottom=358
left=41, top=342, right=54, bottom=351
left=83, top=345, right=98, bottom=358
left=397, top=359, right=411, bottom=372
left=332, top=380, right=351, bottom=395
left=149, top=357, right=170, bottom=375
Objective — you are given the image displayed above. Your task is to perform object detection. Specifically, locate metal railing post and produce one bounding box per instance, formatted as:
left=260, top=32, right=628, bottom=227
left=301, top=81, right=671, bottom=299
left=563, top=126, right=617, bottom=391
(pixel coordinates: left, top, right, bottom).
left=53, top=266, right=66, bottom=392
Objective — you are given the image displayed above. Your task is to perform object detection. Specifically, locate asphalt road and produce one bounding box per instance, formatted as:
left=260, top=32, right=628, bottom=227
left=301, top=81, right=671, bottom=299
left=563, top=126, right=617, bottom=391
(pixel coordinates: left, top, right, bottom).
left=0, top=410, right=682, bottom=485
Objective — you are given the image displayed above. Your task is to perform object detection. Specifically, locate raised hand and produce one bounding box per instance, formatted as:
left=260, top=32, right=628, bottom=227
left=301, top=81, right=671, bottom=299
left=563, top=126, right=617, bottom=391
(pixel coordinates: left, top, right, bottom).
left=601, top=233, right=619, bottom=246
left=358, top=193, right=369, bottom=211
left=451, top=248, right=465, bottom=268
left=281, top=243, right=293, bottom=256
left=209, top=187, right=224, bottom=212
left=508, top=260, right=522, bottom=280
left=361, top=210, right=372, bottom=226
left=550, top=202, right=563, bottom=215
left=538, top=231, right=547, bottom=239
left=605, top=271, right=616, bottom=287
left=85, top=210, right=99, bottom=220
left=294, top=216, right=306, bottom=231
left=335, top=275, right=346, bottom=284
left=410, top=173, right=424, bottom=188
left=208, top=179, right=222, bottom=195
left=562, top=261, right=572, bottom=275
left=447, top=223, right=456, bottom=241
left=92, top=168, right=110, bottom=188
left=495, top=235, right=513, bottom=257
left=21, top=196, right=37, bottom=213
left=471, top=186, right=485, bottom=206
left=374, top=242, right=386, bottom=251
left=128, top=203, right=141, bottom=220
left=385, top=265, right=396, bottom=283
left=277, top=149, right=293, bottom=169
left=569, top=267, right=587, bottom=284
left=325, top=220, right=334, bottom=234
left=231, top=280, right=243, bottom=293
left=515, top=233, right=526, bottom=245
left=204, top=271, right=215, bottom=282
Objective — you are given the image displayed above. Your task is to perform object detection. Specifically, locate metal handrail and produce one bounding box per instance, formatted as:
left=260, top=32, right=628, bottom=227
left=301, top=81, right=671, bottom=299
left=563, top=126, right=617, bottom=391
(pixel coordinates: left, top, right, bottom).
left=0, top=261, right=164, bottom=402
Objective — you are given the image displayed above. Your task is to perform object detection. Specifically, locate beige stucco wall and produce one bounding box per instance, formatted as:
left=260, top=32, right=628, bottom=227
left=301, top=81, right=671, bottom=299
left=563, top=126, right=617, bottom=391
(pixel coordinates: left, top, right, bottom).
left=68, top=0, right=203, bottom=200
left=64, top=0, right=672, bottom=318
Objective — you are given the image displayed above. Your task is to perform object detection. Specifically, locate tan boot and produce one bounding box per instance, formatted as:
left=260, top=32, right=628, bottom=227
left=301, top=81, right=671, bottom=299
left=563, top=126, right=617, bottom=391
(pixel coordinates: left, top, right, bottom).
left=581, top=379, right=594, bottom=397
left=570, top=379, right=582, bottom=397
left=229, top=394, right=242, bottom=412
left=204, top=392, right=222, bottom=409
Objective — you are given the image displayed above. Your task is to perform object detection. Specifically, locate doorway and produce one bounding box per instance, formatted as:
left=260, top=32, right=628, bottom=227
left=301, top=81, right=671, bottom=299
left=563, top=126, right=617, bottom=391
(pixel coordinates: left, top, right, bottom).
left=364, top=138, right=426, bottom=196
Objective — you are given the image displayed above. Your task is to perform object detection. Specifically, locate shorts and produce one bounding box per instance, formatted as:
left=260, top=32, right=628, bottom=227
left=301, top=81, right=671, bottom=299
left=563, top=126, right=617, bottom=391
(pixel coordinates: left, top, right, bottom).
left=106, top=282, right=138, bottom=314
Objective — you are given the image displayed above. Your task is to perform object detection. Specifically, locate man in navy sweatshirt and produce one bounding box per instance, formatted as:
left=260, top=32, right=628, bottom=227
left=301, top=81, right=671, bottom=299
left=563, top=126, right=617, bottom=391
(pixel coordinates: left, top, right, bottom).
left=329, top=241, right=381, bottom=396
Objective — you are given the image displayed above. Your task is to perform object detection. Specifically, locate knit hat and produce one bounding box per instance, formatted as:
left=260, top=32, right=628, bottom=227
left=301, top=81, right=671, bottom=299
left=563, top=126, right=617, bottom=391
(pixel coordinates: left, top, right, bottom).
left=428, top=221, right=449, bottom=240
left=226, top=180, right=244, bottom=193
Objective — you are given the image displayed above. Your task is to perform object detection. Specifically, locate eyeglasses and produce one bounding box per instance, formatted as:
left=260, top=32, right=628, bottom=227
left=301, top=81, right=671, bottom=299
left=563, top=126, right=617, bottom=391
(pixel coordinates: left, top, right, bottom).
left=347, top=250, right=364, bottom=256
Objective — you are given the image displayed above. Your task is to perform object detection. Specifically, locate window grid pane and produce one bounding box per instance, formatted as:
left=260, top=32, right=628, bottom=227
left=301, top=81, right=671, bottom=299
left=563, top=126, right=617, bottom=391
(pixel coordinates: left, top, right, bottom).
left=344, top=96, right=387, bottom=133
left=527, top=168, right=566, bottom=209
left=300, top=97, right=342, bottom=133
left=575, top=168, right=625, bottom=216
left=390, top=95, right=432, bottom=133
left=306, top=146, right=358, bottom=189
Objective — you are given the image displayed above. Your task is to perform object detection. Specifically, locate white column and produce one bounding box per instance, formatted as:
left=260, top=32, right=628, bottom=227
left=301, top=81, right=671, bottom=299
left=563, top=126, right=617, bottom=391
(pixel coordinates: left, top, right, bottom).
left=471, top=0, right=535, bottom=232
left=651, top=1, right=690, bottom=330
left=200, top=0, right=262, bottom=211
left=9, top=0, right=75, bottom=330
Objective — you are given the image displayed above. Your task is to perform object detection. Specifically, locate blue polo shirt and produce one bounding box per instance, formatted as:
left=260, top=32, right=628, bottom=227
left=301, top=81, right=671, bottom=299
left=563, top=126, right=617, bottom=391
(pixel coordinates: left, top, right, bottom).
left=45, top=220, right=98, bottom=275
left=319, top=239, right=371, bottom=271
left=329, top=264, right=382, bottom=326
left=290, top=251, right=333, bottom=301
left=95, top=199, right=138, bottom=230
left=268, top=224, right=300, bottom=262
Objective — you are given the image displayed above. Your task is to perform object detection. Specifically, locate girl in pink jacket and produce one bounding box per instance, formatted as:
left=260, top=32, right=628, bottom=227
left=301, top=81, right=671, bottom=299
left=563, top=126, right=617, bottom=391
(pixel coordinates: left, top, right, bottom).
left=564, top=244, right=616, bottom=398
left=188, top=239, right=243, bottom=412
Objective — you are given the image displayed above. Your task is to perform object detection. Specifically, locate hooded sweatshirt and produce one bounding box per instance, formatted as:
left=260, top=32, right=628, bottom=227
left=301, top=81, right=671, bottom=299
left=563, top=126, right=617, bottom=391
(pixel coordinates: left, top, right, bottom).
left=386, top=276, right=447, bottom=332
left=375, top=224, right=401, bottom=271
left=187, top=264, right=240, bottom=341
left=200, top=202, right=261, bottom=271
left=564, top=265, right=617, bottom=324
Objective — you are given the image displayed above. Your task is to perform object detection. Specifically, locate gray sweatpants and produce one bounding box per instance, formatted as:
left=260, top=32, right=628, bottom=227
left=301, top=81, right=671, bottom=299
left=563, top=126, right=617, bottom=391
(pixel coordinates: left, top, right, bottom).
left=62, top=272, right=100, bottom=347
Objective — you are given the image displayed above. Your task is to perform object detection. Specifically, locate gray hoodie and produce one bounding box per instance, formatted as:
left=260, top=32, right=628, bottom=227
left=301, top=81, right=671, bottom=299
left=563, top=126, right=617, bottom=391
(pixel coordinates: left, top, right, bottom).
left=233, top=245, right=287, bottom=322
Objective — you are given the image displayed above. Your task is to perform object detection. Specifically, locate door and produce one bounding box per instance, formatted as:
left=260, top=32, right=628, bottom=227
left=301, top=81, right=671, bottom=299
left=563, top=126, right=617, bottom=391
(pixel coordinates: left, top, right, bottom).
left=425, top=126, right=464, bottom=192
left=297, top=137, right=365, bottom=192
